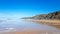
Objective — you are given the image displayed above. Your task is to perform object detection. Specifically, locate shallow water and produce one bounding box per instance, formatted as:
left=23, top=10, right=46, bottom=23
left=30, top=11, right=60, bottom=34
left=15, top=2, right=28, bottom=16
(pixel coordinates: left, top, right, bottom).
left=0, top=19, right=60, bottom=33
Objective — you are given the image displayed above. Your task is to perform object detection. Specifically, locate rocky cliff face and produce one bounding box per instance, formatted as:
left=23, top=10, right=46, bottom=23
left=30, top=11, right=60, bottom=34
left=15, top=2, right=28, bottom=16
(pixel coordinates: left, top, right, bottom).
left=47, top=11, right=60, bottom=19
left=33, top=14, right=47, bottom=19
left=22, top=10, right=60, bottom=20
left=33, top=10, right=60, bottom=20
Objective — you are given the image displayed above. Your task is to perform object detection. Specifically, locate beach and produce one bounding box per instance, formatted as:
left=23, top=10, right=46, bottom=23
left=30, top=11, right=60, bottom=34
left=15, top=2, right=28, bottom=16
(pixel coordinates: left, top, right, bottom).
left=23, top=19, right=60, bottom=29
left=0, top=19, right=60, bottom=34
left=0, top=30, right=60, bottom=34
left=33, top=19, right=60, bottom=29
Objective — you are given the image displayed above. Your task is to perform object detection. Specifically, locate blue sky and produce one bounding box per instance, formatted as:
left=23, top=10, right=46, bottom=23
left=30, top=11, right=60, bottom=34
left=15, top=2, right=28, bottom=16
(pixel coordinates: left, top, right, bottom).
left=0, top=0, right=60, bottom=18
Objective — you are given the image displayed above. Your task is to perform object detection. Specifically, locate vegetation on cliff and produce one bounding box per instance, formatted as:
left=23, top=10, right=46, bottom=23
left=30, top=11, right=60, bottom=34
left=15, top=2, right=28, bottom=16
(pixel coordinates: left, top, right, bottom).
left=32, top=10, right=60, bottom=20
left=22, top=10, right=60, bottom=20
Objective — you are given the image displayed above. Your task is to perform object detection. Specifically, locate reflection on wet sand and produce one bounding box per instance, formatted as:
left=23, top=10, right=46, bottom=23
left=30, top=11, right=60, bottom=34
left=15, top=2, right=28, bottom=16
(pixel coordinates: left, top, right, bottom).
left=23, top=19, right=60, bottom=29
left=0, top=30, right=60, bottom=34
left=0, top=19, right=60, bottom=34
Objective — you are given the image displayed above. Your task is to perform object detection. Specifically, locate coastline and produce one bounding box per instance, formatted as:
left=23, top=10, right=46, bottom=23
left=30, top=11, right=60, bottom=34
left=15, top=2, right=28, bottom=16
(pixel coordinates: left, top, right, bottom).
left=0, top=30, right=60, bottom=34
left=23, top=19, right=60, bottom=29
left=0, top=19, right=60, bottom=34
left=35, top=19, right=60, bottom=29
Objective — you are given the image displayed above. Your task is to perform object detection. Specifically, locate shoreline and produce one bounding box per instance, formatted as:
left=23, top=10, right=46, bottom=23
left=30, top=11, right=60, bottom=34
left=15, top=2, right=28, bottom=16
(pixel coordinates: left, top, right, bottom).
left=0, top=19, right=60, bottom=34
left=34, top=19, right=60, bottom=29
left=23, top=19, right=60, bottom=29
left=0, top=30, right=60, bottom=34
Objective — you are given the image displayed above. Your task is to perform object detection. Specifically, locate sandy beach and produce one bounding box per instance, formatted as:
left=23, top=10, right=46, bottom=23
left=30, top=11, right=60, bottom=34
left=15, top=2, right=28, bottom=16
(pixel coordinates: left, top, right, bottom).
left=0, top=19, right=60, bottom=34
left=33, top=19, right=60, bottom=29
left=0, top=30, right=60, bottom=34
left=23, top=19, right=60, bottom=29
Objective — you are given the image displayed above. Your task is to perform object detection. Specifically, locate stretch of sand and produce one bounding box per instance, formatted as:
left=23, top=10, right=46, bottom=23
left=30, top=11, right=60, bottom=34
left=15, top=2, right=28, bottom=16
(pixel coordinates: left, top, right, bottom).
left=0, top=19, right=60, bottom=34
left=34, top=19, right=60, bottom=29
left=0, top=30, right=60, bottom=34
left=23, top=19, right=60, bottom=29
left=34, top=20, right=60, bottom=29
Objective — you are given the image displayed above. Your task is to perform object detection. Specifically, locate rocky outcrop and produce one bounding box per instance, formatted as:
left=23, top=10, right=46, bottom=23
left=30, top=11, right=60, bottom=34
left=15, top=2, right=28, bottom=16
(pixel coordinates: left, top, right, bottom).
left=22, top=10, right=60, bottom=20
left=33, top=10, right=60, bottom=20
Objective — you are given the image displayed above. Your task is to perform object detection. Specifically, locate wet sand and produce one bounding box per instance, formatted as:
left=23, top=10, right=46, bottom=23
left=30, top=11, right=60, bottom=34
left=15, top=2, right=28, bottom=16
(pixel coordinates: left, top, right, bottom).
left=0, top=19, right=60, bottom=34
left=23, top=19, right=60, bottom=29
left=0, top=30, right=60, bottom=34
left=33, top=19, right=60, bottom=29
left=33, top=20, right=60, bottom=29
